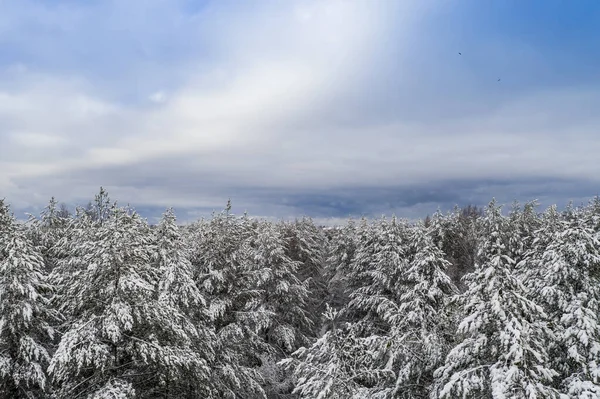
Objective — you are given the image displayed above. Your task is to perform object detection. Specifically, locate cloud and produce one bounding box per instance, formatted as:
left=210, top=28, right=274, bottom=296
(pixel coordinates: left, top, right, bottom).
left=149, top=91, right=166, bottom=104
left=1, top=0, right=600, bottom=222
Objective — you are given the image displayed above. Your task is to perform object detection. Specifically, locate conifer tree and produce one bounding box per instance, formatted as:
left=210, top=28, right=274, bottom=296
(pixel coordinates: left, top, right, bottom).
left=324, top=219, right=357, bottom=316
left=346, top=216, right=408, bottom=333
left=433, top=200, right=559, bottom=398
left=153, top=208, right=216, bottom=397
left=242, top=220, right=313, bottom=397
left=280, top=217, right=328, bottom=328
left=0, top=201, right=56, bottom=397
left=250, top=221, right=313, bottom=354
left=381, top=223, right=457, bottom=398
left=49, top=206, right=211, bottom=398
left=155, top=208, right=208, bottom=320
left=281, top=306, right=389, bottom=399
left=522, top=206, right=600, bottom=396
left=192, top=205, right=269, bottom=398
left=27, top=197, right=71, bottom=274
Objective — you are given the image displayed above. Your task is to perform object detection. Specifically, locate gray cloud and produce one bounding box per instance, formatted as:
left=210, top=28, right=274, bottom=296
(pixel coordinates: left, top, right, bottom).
left=1, top=1, right=600, bottom=223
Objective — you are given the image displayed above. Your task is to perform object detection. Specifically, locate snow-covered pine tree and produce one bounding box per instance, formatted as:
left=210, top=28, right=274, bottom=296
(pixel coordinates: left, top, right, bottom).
left=343, top=217, right=376, bottom=307
left=49, top=206, right=211, bottom=398
left=27, top=197, right=71, bottom=274
left=346, top=216, right=409, bottom=335
left=324, top=218, right=357, bottom=317
left=0, top=201, right=56, bottom=398
left=242, top=220, right=313, bottom=396
left=507, top=200, right=540, bottom=268
left=280, top=305, right=389, bottom=399
left=280, top=217, right=328, bottom=330
left=253, top=221, right=313, bottom=352
left=155, top=208, right=209, bottom=319
left=192, top=204, right=269, bottom=398
left=380, top=222, right=457, bottom=398
left=433, top=200, right=559, bottom=398
left=584, top=196, right=600, bottom=233
left=0, top=199, right=14, bottom=235
left=85, top=187, right=112, bottom=225
left=295, top=217, right=409, bottom=398
left=426, top=209, right=449, bottom=250
left=522, top=205, right=600, bottom=396
left=428, top=207, right=479, bottom=291
left=153, top=208, right=216, bottom=397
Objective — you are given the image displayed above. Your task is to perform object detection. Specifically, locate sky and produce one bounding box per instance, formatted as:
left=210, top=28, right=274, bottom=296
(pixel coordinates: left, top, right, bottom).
left=2, top=0, right=600, bottom=224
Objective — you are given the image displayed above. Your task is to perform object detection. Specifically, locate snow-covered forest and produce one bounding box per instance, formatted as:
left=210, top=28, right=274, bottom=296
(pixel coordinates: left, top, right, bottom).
left=1, top=188, right=600, bottom=398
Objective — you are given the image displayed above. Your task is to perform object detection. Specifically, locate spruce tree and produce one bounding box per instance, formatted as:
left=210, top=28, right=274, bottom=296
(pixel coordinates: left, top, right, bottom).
left=523, top=206, right=600, bottom=396
left=382, top=223, right=456, bottom=398
left=324, top=219, right=357, bottom=318
left=433, top=200, right=559, bottom=398
left=192, top=206, right=269, bottom=398
left=243, top=220, right=313, bottom=396
left=281, top=306, right=388, bottom=399
left=49, top=206, right=211, bottom=398
left=27, top=197, right=71, bottom=274
left=280, top=217, right=328, bottom=329
left=153, top=208, right=216, bottom=397
left=346, top=216, right=408, bottom=334
left=0, top=201, right=56, bottom=397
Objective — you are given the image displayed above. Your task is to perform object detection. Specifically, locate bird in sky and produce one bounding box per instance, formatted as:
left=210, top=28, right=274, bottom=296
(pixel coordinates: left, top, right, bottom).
left=497, top=78, right=501, bottom=82
left=458, top=52, right=462, bottom=55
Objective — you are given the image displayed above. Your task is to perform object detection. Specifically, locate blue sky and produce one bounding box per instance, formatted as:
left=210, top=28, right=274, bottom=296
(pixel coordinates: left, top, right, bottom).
left=2, top=0, right=600, bottom=224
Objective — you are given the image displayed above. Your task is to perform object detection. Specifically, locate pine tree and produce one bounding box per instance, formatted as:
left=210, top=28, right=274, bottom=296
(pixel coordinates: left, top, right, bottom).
left=27, top=197, right=71, bottom=274
left=155, top=208, right=208, bottom=319
left=0, top=201, right=56, bottom=397
left=437, top=207, right=480, bottom=292
left=293, top=216, right=412, bottom=397
left=281, top=305, right=390, bottom=399
left=280, top=217, right=328, bottom=329
left=346, top=216, right=408, bottom=334
left=153, top=208, right=216, bottom=397
left=253, top=221, right=313, bottom=353
left=522, top=206, right=600, bottom=396
left=192, top=205, right=269, bottom=398
left=241, top=220, right=313, bottom=397
left=87, top=187, right=112, bottom=224
left=507, top=200, right=540, bottom=266
left=49, top=206, right=211, bottom=398
left=324, top=219, right=357, bottom=318
left=381, top=223, right=457, bottom=398
left=433, top=200, right=559, bottom=398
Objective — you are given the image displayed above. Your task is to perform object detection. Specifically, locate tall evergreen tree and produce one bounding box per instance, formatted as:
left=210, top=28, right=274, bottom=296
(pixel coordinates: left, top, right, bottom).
left=522, top=206, right=600, bottom=396
left=250, top=221, right=313, bottom=354
left=243, top=221, right=314, bottom=397
left=346, top=216, right=408, bottom=334
left=49, top=206, right=210, bottom=398
left=433, top=200, right=559, bottom=398
left=324, top=219, right=357, bottom=317
left=192, top=205, right=269, bottom=398
left=280, top=217, right=328, bottom=329
left=153, top=208, right=216, bottom=397
left=381, top=223, right=457, bottom=398
left=27, top=197, right=71, bottom=274
left=281, top=305, right=389, bottom=399
left=0, top=202, right=56, bottom=398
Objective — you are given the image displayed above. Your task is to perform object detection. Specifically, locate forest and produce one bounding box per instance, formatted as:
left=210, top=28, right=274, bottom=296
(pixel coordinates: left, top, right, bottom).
left=0, top=188, right=599, bottom=398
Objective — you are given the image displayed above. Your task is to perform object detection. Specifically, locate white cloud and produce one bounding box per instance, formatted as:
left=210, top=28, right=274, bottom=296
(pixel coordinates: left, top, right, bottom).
left=149, top=91, right=166, bottom=103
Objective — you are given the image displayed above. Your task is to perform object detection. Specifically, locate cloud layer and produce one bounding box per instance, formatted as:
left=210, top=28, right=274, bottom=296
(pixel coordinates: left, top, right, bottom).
left=2, top=0, right=600, bottom=223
